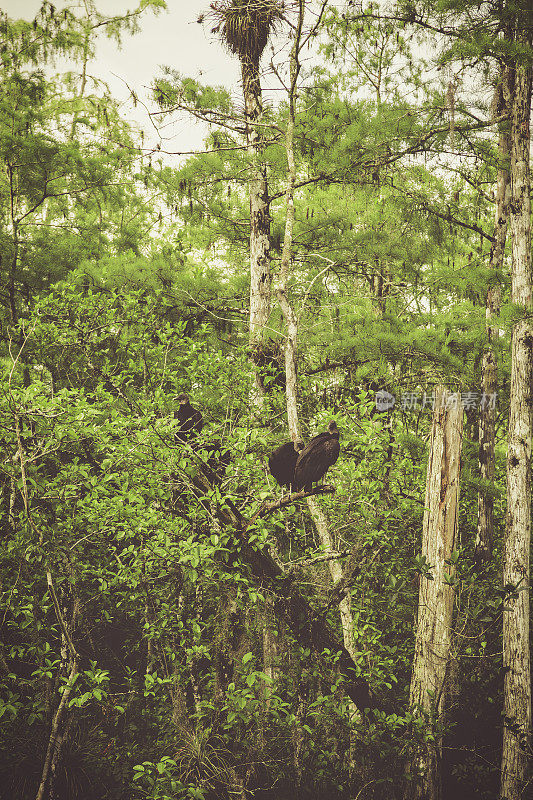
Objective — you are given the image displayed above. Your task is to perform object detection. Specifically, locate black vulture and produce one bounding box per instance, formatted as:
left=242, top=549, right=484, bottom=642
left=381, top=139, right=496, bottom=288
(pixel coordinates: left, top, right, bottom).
left=294, top=421, right=340, bottom=491
left=268, top=440, right=305, bottom=490
left=175, top=393, right=203, bottom=439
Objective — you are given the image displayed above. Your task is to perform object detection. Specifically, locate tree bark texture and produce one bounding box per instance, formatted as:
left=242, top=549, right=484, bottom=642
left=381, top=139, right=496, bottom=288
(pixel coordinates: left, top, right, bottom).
left=476, top=64, right=512, bottom=563
left=501, top=30, right=532, bottom=800
left=406, top=387, right=463, bottom=800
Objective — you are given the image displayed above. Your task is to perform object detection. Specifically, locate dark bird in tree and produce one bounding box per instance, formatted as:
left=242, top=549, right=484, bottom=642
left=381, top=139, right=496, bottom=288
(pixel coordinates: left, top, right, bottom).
left=294, top=421, right=340, bottom=491
left=268, top=440, right=305, bottom=490
left=175, top=393, right=203, bottom=439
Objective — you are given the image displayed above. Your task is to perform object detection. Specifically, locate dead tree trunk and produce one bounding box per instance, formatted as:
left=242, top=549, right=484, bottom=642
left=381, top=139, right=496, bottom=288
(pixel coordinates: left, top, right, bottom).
left=501, top=23, right=532, bottom=800
left=405, top=387, right=463, bottom=800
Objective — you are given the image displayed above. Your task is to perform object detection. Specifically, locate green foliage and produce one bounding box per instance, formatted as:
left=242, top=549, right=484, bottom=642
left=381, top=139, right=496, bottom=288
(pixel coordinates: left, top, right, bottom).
left=154, top=70, right=233, bottom=114
left=0, top=5, right=160, bottom=332
left=0, top=1, right=523, bottom=798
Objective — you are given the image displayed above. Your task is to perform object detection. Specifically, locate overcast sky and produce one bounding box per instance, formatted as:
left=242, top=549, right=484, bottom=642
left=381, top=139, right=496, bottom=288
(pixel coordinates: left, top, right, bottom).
left=2, top=1, right=247, bottom=156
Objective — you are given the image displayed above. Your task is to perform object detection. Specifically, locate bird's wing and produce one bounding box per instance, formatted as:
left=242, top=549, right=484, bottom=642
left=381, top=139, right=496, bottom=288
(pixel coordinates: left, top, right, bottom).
left=294, top=445, right=324, bottom=485
left=295, top=437, right=340, bottom=486
left=324, top=438, right=340, bottom=465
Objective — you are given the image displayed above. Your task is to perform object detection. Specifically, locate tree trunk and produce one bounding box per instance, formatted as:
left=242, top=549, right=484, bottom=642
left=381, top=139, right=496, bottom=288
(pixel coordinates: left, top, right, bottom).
left=277, top=0, right=302, bottom=436
left=241, top=55, right=271, bottom=407
left=36, top=571, right=80, bottom=800
left=306, top=495, right=361, bottom=790
left=35, top=656, right=80, bottom=800
left=276, top=0, right=363, bottom=741
left=501, top=25, right=532, bottom=800
left=262, top=592, right=279, bottom=695
left=8, top=203, right=19, bottom=325
left=405, top=387, right=463, bottom=800
left=476, top=63, right=512, bottom=564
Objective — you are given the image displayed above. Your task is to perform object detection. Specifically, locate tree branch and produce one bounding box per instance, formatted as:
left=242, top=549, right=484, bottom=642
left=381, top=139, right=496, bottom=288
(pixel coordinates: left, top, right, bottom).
left=248, top=485, right=335, bottom=526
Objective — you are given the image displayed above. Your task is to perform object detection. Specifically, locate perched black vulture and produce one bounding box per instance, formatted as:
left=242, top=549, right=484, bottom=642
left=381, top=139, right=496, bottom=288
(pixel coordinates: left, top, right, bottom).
left=268, top=440, right=305, bottom=490
left=175, top=393, right=203, bottom=439
left=294, top=421, right=340, bottom=491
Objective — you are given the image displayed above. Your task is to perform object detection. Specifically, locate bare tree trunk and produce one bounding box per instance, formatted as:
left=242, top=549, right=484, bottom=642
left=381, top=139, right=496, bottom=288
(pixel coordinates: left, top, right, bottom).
left=258, top=0, right=305, bottom=713
left=501, top=26, right=532, bottom=800
left=476, top=63, right=512, bottom=564
left=306, top=494, right=362, bottom=787
left=405, top=387, right=463, bottom=800
left=242, top=55, right=271, bottom=408
left=277, top=0, right=303, bottom=435
left=275, top=0, right=357, bottom=662
left=260, top=574, right=280, bottom=718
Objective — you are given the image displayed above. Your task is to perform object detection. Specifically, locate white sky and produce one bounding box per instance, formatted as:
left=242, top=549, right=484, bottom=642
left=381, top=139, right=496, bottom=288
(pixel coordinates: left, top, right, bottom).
left=1, top=1, right=245, bottom=156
